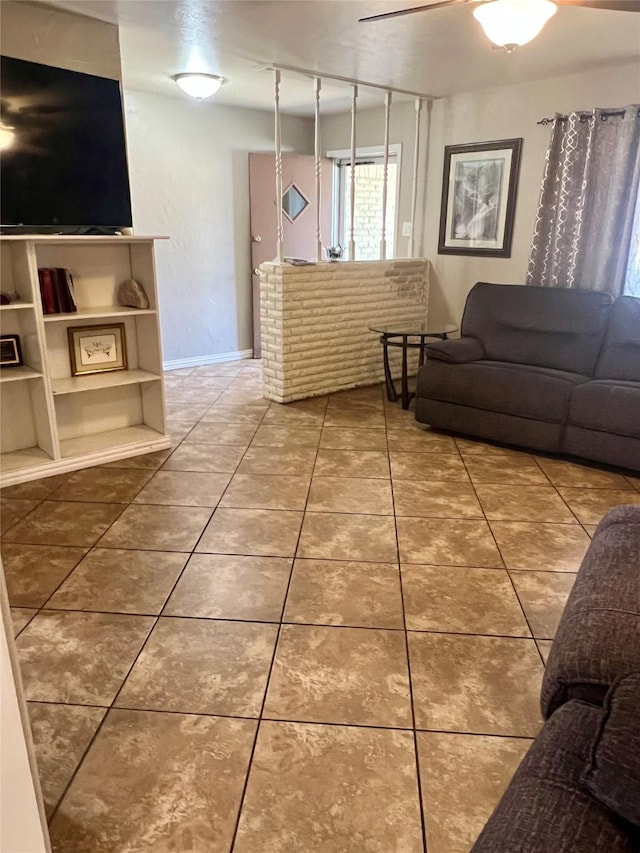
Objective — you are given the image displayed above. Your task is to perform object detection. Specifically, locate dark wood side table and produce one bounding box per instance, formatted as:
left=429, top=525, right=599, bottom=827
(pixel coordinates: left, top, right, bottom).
left=369, top=322, right=458, bottom=410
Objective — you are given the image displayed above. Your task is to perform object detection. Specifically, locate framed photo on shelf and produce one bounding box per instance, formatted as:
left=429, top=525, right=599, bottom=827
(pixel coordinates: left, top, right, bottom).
left=438, top=138, right=522, bottom=258
left=68, top=323, right=127, bottom=376
left=0, top=334, right=23, bottom=367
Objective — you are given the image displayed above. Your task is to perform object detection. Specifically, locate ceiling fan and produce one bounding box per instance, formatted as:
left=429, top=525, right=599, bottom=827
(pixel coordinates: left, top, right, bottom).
left=359, top=0, right=640, bottom=52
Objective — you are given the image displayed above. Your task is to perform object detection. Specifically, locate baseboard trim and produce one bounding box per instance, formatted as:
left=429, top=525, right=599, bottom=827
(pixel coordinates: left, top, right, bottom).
left=163, top=349, right=254, bottom=371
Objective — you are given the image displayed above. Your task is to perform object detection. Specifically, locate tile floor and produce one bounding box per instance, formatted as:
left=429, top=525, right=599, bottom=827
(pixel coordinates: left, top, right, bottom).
left=3, top=359, right=640, bottom=853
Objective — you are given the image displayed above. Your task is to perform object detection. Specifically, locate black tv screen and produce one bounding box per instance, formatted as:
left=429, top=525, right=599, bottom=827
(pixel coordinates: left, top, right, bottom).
left=0, top=56, right=133, bottom=229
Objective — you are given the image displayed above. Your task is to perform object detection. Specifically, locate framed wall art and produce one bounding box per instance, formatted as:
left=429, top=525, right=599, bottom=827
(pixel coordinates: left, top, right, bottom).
left=0, top=334, right=23, bottom=367
left=68, top=323, right=127, bottom=376
left=438, top=138, right=522, bottom=257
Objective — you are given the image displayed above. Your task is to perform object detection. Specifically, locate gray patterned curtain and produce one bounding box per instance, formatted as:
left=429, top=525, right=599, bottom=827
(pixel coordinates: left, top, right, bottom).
left=527, top=105, right=640, bottom=295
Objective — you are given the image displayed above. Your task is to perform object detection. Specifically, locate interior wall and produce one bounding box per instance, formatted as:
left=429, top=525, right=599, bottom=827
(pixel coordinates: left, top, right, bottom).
left=321, top=99, right=427, bottom=259
left=124, top=91, right=313, bottom=363
left=0, top=0, right=121, bottom=80
left=423, top=60, right=640, bottom=327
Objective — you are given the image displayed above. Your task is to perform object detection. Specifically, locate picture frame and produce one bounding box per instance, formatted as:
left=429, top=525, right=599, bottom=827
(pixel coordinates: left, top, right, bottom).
left=438, top=138, right=522, bottom=257
left=0, top=334, right=23, bottom=367
left=68, top=323, right=127, bottom=377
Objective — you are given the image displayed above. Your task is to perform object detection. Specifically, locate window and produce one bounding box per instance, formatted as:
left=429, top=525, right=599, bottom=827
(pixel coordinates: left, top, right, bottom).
left=329, top=145, right=401, bottom=260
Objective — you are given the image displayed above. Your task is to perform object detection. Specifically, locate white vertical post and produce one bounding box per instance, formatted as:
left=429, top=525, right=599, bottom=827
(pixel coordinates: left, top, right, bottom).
left=380, top=90, right=392, bottom=260
left=408, top=97, right=423, bottom=258
left=349, top=85, right=358, bottom=261
left=274, top=69, right=284, bottom=263
left=314, top=77, right=322, bottom=261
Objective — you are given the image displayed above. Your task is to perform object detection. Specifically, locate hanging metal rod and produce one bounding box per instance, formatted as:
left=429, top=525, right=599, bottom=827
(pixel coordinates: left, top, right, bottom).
left=262, top=62, right=435, bottom=100
left=537, top=108, right=630, bottom=126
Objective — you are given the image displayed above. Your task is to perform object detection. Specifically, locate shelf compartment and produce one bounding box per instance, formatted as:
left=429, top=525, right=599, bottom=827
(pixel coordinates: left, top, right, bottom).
left=51, top=369, right=161, bottom=396
left=0, top=366, right=43, bottom=383
left=43, top=306, right=157, bottom=322
left=60, top=424, right=167, bottom=459
left=1, top=446, right=53, bottom=474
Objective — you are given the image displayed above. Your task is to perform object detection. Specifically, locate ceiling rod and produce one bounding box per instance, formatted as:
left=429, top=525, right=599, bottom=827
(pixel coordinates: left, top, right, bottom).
left=264, top=62, right=435, bottom=100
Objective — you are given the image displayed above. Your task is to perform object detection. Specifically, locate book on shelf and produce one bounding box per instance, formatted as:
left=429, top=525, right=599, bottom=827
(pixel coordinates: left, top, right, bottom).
left=37, top=267, right=77, bottom=315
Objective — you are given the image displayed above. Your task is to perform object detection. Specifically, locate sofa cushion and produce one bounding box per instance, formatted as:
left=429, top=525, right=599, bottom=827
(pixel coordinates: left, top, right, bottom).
left=595, top=296, right=640, bottom=381
left=471, top=700, right=639, bottom=852
left=461, top=282, right=613, bottom=375
left=583, top=672, right=640, bottom=828
left=418, top=359, right=588, bottom=423
left=568, top=381, right=640, bottom=438
left=542, top=506, right=640, bottom=717
left=425, top=336, right=485, bottom=364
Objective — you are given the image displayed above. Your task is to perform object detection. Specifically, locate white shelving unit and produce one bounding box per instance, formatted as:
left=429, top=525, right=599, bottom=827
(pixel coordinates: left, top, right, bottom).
left=0, top=236, right=170, bottom=486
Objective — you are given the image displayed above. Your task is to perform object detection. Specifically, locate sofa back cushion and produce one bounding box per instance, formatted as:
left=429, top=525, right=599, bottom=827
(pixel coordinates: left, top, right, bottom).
left=461, top=282, right=613, bottom=375
left=594, top=296, right=640, bottom=381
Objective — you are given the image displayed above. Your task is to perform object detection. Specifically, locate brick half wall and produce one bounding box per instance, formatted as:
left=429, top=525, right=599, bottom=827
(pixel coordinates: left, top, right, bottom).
left=260, top=259, right=430, bottom=403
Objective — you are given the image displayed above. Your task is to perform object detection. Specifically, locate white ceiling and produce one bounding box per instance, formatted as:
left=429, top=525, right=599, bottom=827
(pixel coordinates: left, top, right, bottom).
left=48, top=0, right=640, bottom=114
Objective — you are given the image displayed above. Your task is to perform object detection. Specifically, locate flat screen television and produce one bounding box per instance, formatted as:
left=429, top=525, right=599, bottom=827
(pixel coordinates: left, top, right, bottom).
left=0, top=55, right=133, bottom=232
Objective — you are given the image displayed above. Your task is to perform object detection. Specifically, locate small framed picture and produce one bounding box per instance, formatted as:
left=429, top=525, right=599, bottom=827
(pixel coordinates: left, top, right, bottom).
left=68, top=323, right=127, bottom=376
left=0, top=334, right=23, bottom=367
left=438, top=138, right=522, bottom=258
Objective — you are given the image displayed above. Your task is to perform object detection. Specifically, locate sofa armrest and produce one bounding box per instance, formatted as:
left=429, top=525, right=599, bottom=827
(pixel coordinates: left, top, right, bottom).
left=425, top=337, right=485, bottom=364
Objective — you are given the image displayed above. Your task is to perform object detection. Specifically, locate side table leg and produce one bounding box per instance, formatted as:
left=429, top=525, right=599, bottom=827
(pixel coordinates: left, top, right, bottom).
left=401, top=335, right=410, bottom=410
left=381, top=335, right=397, bottom=403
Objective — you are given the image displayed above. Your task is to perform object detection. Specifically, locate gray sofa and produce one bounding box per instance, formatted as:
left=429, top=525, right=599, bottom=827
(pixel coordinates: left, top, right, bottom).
left=415, top=283, right=640, bottom=471
left=472, top=505, right=640, bottom=852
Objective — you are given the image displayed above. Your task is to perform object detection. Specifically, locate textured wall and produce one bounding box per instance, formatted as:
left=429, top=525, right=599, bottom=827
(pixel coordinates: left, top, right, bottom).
left=261, top=259, right=429, bottom=402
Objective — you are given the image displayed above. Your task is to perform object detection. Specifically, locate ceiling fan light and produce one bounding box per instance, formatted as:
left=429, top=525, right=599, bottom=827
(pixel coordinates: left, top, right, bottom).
left=172, top=73, right=225, bottom=99
left=473, top=0, right=557, bottom=49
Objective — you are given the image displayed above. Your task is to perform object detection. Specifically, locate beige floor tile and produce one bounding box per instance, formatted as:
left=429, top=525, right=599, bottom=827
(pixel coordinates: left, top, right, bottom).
left=10, top=607, right=37, bottom=637
left=298, top=512, right=398, bottom=562
left=284, top=559, right=404, bottom=628
left=0, top=497, right=40, bottom=534
left=409, top=632, right=543, bottom=736
left=101, top=449, right=172, bottom=470
left=200, top=404, right=266, bottom=424
left=536, top=457, right=634, bottom=489
left=403, top=565, right=530, bottom=636
left=161, top=442, right=245, bottom=473
left=390, top=451, right=469, bottom=483
left=327, top=386, right=384, bottom=410
left=238, top=446, right=317, bottom=476
left=314, top=449, right=390, bottom=479
left=397, top=517, right=503, bottom=567
left=536, top=639, right=553, bottom=663
left=1, top=543, right=87, bottom=607
left=99, top=504, right=211, bottom=551
left=393, top=481, right=483, bottom=518
left=2, top=501, right=123, bottom=547
left=387, top=429, right=457, bottom=453
left=323, top=409, right=386, bottom=429
left=1, top=473, right=70, bottom=500
left=197, top=507, right=303, bottom=557
left=47, top=549, right=187, bottom=615
left=164, top=553, right=291, bottom=621
left=133, top=470, right=231, bottom=507
left=583, top=524, right=599, bottom=538
left=16, top=610, right=154, bottom=704
left=220, top=473, right=310, bottom=511
left=307, top=476, right=394, bottom=515
left=557, top=487, right=640, bottom=525
left=475, top=484, right=577, bottom=522
left=454, top=439, right=533, bottom=459
left=116, top=617, right=277, bottom=716
left=49, top=710, right=256, bottom=853
left=28, top=702, right=107, bottom=817
left=185, top=421, right=258, bottom=446
left=417, top=731, right=531, bottom=853
left=625, top=475, right=640, bottom=492
left=384, top=407, right=420, bottom=429
left=463, top=455, right=548, bottom=485
left=251, top=424, right=321, bottom=448
left=490, top=521, right=591, bottom=571
left=180, top=376, right=232, bottom=390
left=216, top=389, right=270, bottom=407
left=510, top=571, right=576, bottom=639
left=166, top=420, right=196, bottom=444
left=320, top=427, right=387, bottom=451
left=234, top=721, right=423, bottom=853
left=165, top=401, right=210, bottom=421
left=262, top=405, right=325, bottom=427
left=264, top=624, right=412, bottom=727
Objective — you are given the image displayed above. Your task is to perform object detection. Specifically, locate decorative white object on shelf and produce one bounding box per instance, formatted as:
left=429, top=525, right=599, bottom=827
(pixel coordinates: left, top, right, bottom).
left=0, top=235, right=170, bottom=485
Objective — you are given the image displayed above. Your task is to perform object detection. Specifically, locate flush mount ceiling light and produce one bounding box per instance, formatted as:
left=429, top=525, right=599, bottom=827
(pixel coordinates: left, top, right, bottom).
left=473, top=0, right=557, bottom=51
left=0, top=122, right=15, bottom=151
left=172, top=73, right=225, bottom=100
